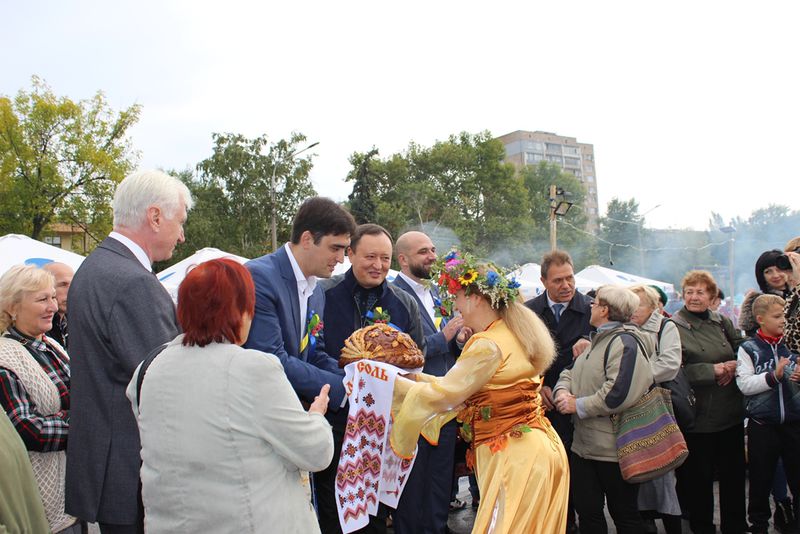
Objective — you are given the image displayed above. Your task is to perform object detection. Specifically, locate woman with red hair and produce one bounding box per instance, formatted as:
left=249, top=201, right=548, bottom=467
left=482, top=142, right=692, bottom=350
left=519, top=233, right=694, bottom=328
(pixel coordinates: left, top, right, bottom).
left=127, top=259, right=333, bottom=533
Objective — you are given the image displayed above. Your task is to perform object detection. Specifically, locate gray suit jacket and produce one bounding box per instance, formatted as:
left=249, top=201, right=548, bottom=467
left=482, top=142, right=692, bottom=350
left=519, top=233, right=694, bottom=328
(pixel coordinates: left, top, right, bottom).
left=65, top=237, right=179, bottom=524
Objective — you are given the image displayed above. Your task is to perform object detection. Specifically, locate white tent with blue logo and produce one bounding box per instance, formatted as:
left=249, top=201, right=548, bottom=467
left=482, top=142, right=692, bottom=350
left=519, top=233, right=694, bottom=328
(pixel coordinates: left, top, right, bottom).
left=0, top=234, right=85, bottom=276
left=157, top=247, right=250, bottom=302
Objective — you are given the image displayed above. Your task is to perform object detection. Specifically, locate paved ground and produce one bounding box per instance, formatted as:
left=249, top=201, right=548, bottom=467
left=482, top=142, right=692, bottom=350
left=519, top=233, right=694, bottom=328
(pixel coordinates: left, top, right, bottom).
left=89, top=478, right=782, bottom=533
left=444, top=476, right=781, bottom=533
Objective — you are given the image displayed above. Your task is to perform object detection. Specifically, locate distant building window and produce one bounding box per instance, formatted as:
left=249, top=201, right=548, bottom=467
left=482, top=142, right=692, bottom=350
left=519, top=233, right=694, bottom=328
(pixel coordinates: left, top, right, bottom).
left=564, top=157, right=581, bottom=167
left=546, top=155, right=562, bottom=164
left=563, top=146, right=579, bottom=155
left=584, top=154, right=594, bottom=161
left=525, top=152, right=544, bottom=163
left=44, top=236, right=62, bottom=247
left=585, top=163, right=594, bottom=172
left=524, top=141, right=544, bottom=152
left=545, top=143, right=562, bottom=154
left=586, top=175, right=594, bottom=182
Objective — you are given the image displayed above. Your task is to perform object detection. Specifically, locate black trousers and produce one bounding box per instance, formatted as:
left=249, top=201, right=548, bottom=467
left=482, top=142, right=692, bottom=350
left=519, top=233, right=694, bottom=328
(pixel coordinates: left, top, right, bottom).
left=684, top=424, right=747, bottom=534
left=393, top=422, right=457, bottom=534
left=570, top=454, right=643, bottom=534
left=315, top=422, right=387, bottom=534
left=747, top=420, right=800, bottom=530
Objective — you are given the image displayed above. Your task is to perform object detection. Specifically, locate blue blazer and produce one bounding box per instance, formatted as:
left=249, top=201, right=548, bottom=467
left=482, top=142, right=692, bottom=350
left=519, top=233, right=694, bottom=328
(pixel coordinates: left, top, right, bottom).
left=244, top=246, right=346, bottom=409
left=392, top=275, right=459, bottom=377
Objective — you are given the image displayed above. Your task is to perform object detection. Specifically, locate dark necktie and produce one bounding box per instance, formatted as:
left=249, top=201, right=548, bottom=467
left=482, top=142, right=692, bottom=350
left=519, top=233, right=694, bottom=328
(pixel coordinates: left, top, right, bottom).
left=553, top=303, right=564, bottom=324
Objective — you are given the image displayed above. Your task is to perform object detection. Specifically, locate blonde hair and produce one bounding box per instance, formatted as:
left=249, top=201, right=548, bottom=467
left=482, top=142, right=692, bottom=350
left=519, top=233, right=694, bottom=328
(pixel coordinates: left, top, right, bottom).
left=596, top=285, right=640, bottom=322
left=629, top=284, right=661, bottom=311
left=785, top=237, right=800, bottom=252
left=0, top=265, right=55, bottom=331
left=753, top=293, right=785, bottom=319
left=500, top=301, right=556, bottom=373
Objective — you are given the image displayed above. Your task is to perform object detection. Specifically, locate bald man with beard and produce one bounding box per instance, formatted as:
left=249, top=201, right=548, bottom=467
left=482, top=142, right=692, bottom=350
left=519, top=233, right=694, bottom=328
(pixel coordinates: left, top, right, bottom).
left=42, top=262, right=74, bottom=350
left=391, top=231, right=468, bottom=534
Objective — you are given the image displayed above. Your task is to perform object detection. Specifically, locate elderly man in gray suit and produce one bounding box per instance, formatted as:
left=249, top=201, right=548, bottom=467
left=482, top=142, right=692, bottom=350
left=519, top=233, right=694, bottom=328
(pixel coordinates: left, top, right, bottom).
left=65, top=170, right=192, bottom=534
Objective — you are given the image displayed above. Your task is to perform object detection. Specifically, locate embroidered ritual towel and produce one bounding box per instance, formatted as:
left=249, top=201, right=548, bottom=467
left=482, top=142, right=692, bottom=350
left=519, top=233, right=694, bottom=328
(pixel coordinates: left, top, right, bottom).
left=336, top=361, right=417, bottom=533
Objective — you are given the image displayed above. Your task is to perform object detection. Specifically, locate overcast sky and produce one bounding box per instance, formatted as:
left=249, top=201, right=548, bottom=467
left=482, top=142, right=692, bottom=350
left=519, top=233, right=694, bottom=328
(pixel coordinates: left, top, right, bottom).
left=4, top=1, right=798, bottom=231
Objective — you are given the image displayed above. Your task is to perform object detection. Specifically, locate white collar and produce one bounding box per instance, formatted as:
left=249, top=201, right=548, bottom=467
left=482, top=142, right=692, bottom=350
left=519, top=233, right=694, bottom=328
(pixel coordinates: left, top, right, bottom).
left=546, top=293, right=568, bottom=310
left=109, top=232, right=152, bottom=272
left=284, top=243, right=317, bottom=293
left=398, top=271, right=428, bottom=294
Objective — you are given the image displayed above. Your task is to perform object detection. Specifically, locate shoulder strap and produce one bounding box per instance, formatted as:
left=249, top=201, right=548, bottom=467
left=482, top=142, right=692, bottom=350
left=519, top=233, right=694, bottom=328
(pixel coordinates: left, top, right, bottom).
left=136, top=343, right=168, bottom=409
left=656, top=318, right=674, bottom=354
left=603, top=331, right=647, bottom=380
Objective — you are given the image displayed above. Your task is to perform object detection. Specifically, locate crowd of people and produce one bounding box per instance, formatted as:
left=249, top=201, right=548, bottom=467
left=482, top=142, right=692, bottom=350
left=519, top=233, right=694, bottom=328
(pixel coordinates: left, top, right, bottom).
left=0, top=168, right=799, bottom=534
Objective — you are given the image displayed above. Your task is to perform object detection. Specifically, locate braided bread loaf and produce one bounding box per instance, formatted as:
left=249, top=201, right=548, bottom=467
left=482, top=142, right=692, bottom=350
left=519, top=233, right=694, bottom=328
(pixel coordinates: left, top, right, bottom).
left=339, top=323, right=425, bottom=369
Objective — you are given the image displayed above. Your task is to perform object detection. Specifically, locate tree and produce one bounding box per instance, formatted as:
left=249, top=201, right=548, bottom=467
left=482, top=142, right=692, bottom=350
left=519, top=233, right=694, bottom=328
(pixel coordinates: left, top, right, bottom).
left=599, top=198, right=642, bottom=273
left=347, top=132, right=535, bottom=263
left=186, top=132, right=317, bottom=260
left=345, top=148, right=379, bottom=224
left=0, top=77, right=140, bottom=241
left=519, top=161, right=594, bottom=266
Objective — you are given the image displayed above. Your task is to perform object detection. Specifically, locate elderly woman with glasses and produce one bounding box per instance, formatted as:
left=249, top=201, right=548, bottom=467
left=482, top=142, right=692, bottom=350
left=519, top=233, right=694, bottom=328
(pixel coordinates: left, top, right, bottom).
left=672, top=270, right=746, bottom=534
left=553, top=285, right=655, bottom=534
left=0, top=265, right=79, bottom=533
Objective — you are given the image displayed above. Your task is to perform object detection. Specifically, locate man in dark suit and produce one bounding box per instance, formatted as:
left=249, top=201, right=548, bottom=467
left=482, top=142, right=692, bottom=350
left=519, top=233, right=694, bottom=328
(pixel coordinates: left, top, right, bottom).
left=243, top=196, right=356, bottom=407
left=66, top=170, right=192, bottom=533
left=317, top=224, right=424, bottom=534
left=525, top=249, right=593, bottom=534
left=392, top=231, right=466, bottom=534
left=43, top=262, right=73, bottom=349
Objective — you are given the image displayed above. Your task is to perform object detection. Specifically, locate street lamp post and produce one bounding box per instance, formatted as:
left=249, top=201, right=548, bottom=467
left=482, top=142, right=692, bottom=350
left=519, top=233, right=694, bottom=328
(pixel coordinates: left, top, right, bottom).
left=549, top=185, right=573, bottom=251
left=720, top=225, right=736, bottom=308
left=270, top=141, right=320, bottom=251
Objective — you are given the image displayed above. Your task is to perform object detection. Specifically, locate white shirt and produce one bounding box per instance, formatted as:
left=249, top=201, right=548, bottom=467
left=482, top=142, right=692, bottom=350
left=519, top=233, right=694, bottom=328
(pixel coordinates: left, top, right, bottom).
left=109, top=231, right=152, bottom=272
left=284, top=243, right=318, bottom=339
left=398, top=272, right=436, bottom=325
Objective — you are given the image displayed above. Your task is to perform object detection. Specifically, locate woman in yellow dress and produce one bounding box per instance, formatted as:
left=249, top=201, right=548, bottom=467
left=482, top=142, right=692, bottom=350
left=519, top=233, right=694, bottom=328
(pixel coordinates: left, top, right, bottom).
left=390, top=250, right=569, bottom=533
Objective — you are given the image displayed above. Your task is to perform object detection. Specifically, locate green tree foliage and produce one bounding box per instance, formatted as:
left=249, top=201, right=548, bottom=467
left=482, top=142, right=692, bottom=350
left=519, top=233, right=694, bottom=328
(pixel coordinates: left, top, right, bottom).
left=179, top=132, right=316, bottom=261
left=707, top=204, right=800, bottom=296
left=0, top=77, right=140, bottom=242
left=347, top=132, right=535, bottom=262
left=345, top=148, right=379, bottom=224
left=519, top=161, right=594, bottom=266
left=599, top=198, right=642, bottom=273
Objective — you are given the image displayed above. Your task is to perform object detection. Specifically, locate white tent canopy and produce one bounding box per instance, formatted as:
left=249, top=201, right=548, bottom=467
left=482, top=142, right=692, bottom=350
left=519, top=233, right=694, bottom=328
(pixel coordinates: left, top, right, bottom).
left=576, top=265, right=675, bottom=295
left=157, top=247, right=249, bottom=302
left=510, top=262, right=600, bottom=300
left=0, top=234, right=86, bottom=276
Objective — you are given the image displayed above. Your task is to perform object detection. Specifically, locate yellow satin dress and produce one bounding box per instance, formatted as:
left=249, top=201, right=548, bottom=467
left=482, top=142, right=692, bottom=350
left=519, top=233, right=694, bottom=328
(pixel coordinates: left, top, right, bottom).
left=391, top=320, right=569, bottom=534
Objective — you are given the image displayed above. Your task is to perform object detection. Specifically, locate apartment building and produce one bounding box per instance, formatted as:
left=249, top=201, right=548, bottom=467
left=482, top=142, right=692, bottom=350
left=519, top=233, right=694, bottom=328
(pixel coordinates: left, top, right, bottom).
left=497, top=130, right=599, bottom=230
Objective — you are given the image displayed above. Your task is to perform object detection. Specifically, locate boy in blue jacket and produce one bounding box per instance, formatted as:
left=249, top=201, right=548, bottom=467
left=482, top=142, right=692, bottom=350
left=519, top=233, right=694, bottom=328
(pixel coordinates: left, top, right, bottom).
left=736, top=294, right=800, bottom=534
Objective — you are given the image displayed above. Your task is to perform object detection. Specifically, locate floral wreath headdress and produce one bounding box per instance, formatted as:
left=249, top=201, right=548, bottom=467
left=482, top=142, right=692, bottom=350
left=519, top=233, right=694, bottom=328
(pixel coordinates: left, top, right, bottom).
left=430, top=248, right=521, bottom=310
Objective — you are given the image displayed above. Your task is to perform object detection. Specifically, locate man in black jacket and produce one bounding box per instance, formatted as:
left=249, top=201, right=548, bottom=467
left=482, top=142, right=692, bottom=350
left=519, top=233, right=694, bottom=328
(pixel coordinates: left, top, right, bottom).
left=525, top=249, right=593, bottom=534
left=316, top=223, right=424, bottom=534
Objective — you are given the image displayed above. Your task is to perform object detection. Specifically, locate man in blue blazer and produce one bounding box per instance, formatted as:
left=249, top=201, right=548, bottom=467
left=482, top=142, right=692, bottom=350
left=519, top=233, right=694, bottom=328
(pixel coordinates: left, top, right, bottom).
left=244, top=197, right=356, bottom=409
left=392, top=231, right=466, bottom=534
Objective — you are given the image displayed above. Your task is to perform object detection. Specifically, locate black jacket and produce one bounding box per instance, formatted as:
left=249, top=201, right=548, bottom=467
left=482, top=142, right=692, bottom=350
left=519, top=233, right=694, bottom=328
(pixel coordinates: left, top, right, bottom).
left=526, top=291, right=594, bottom=388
